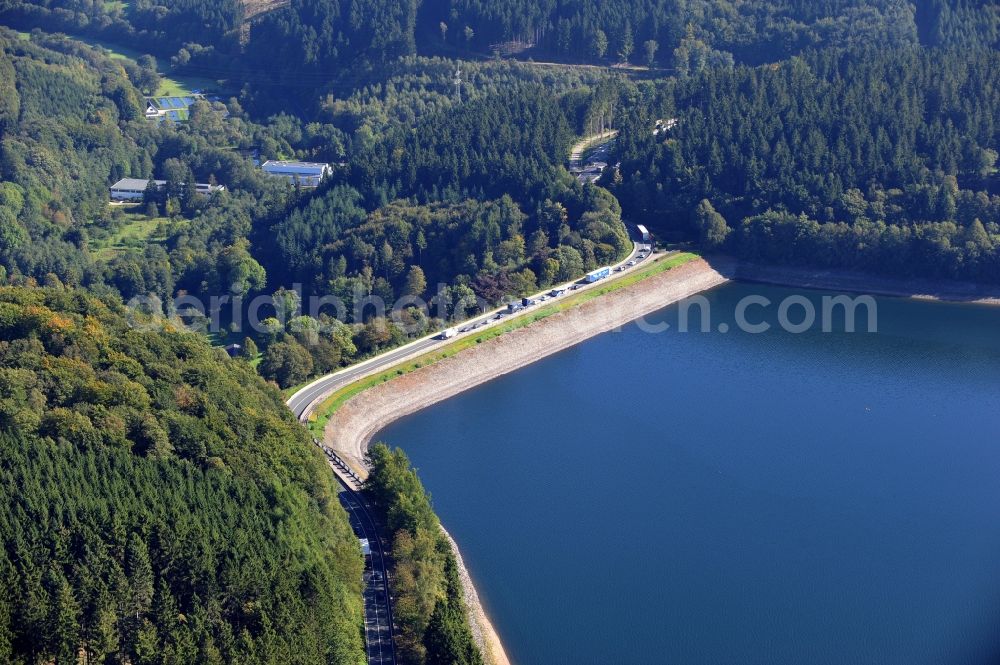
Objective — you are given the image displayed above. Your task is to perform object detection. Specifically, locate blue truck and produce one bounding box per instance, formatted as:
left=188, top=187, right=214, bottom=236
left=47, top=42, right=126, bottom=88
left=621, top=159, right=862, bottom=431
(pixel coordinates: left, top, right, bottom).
left=584, top=267, right=612, bottom=283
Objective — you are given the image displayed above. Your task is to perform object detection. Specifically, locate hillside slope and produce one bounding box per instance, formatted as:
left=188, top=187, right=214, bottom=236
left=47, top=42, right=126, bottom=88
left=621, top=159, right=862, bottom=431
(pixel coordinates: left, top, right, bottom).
left=0, top=286, right=365, bottom=664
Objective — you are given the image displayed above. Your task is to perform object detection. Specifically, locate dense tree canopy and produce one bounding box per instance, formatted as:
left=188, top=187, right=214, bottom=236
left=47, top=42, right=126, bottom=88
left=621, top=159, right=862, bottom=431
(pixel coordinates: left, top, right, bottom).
left=0, top=286, right=366, bottom=663
left=0, top=31, right=145, bottom=284
left=0, top=0, right=243, bottom=53
left=4, top=0, right=996, bottom=74
left=1, top=3, right=999, bottom=658
left=414, top=0, right=988, bottom=65
left=612, top=47, right=1000, bottom=281
left=365, top=443, right=482, bottom=665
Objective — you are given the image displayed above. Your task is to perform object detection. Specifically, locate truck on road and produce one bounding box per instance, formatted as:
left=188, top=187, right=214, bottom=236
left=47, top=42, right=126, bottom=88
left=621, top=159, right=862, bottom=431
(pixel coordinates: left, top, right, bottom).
left=439, top=327, right=457, bottom=340
left=585, top=267, right=612, bottom=283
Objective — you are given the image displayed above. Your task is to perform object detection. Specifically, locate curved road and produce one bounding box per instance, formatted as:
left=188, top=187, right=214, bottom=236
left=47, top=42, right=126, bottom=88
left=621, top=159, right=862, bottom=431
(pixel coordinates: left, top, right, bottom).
left=288, top=233, right=648, bottom=422
left=289, top=129, right=633, bottom=422
left=288, top=130, right=639, bottom=665
left=292, top=236, right=648, bottom=665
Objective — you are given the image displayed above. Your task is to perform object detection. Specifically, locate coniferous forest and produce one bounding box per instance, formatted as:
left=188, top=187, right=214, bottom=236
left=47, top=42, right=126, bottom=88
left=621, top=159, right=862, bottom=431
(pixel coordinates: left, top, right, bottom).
left=0, top=287, right=364, bottom=663
left=612, top=47, right=1000, bottom=280
left=0, top=0, right=997, bottom=662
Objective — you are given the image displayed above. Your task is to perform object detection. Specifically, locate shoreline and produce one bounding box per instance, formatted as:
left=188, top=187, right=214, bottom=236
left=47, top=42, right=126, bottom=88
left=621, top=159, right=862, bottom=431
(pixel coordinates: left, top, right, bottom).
left=321, top=254, right=1000, bottom=664
left=323, top=257, right=731, bottom=665
left=721, top=259, right=1000, bottom=306
left=325, top=258, right=730, bottom=467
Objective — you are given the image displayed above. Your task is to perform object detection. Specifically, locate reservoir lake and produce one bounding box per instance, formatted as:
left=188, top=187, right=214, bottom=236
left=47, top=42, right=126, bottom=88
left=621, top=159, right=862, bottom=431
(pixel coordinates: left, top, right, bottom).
left=376, top=282, right=1000, bottom=664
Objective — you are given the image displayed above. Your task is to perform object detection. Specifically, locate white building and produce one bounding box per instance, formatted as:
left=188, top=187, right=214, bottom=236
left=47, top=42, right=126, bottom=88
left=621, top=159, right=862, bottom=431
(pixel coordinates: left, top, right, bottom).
left=260, top=160, right=333, bottom=188
left=192, top=182, right=226, bottom=196
left=109, top=178, right=225, bottom=201
left=109, top=178, right=164, bottom=201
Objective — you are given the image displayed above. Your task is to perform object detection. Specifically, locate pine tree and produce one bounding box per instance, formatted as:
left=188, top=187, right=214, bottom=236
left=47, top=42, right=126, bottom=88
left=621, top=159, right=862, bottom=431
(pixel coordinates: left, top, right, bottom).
left=695, top=199, right=731, bottom=250
left=126, top=535, right=154, bottom=619
left=49, top=572, right=81, bottom=663
left=240, top=336, right=259, bottom=360
left=404, top=265, right=428, bottom=297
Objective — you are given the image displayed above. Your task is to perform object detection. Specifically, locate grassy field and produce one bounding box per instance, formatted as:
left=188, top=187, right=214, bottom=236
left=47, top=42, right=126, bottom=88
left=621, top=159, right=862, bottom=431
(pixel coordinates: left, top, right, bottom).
left=155, top=73, right=223, bottom=98
left=39, top=31, right=225, bottom=97
left=91, top=211, right=170, bottom=259
left=305, top=251, right=700, bottom=438
left=58, top=32, right=143, bottom=61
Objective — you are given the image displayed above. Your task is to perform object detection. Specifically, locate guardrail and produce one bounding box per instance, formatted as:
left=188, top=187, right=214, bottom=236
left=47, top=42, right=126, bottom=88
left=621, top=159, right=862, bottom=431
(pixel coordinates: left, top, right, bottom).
left=313, top=437, right=364, bottom=488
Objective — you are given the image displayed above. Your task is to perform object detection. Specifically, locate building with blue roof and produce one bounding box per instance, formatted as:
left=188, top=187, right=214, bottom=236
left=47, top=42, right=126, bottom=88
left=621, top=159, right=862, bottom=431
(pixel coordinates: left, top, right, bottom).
left=144, top=94, right=228, bottom=123
left=260, top=160, right=333, bottom=188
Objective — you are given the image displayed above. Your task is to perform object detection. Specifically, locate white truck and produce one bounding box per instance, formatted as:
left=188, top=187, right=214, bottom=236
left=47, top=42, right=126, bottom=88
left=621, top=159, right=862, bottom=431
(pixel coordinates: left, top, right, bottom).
left=439, top=327, right=458, bottom=340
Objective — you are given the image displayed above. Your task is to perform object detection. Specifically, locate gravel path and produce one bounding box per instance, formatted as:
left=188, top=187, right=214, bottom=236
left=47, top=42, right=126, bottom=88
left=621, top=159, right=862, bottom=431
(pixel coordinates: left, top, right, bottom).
left=323, top=257, right=730, bottom=665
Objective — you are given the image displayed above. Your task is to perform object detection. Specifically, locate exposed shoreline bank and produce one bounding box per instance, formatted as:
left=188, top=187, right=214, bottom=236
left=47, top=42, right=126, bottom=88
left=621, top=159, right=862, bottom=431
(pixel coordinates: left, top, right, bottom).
left=324, top=257, right=731, bottom=665
left=723, top=260, right=1000, bottom=306
left=321, top=255, right=1000, bottom=664
left=325, top=258, right=730, bottom=468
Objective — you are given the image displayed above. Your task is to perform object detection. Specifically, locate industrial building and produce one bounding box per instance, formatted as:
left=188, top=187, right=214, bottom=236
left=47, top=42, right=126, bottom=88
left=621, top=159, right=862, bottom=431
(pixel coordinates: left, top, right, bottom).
left=260, top=160, right=333, bottom=187
left=109, top=178, right=225, bottom=201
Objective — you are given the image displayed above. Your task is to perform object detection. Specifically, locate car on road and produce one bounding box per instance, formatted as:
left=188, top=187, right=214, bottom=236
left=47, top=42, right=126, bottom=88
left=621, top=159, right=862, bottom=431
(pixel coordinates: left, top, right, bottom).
left=627, top=260, right=636, bottom=266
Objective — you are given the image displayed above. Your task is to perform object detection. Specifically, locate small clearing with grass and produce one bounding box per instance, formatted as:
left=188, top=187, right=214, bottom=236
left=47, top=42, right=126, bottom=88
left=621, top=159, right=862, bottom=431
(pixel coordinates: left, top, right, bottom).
left=90, top=211, right=171, bottom=259
left=39, top=31, right=226, bottom=97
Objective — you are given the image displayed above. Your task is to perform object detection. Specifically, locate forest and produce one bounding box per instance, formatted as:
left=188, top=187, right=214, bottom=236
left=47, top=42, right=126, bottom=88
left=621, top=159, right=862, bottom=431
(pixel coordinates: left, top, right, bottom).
left=365, top=443, right=482, bottom=665
left=1, top=0, right=999, bottom=660
left=0, top=23, right=629, bottom=658
left=5, top=0, right=997, bottom=76
left=1, top=27, right=633, bottom=387
left=2, top=0, right=995, bottom=124
left=611, top=47, right=1000, bottom=281
left=0, top=31, right=146, bottom=285
left=0, top=0, right=244, bottom=53
left=0, top=286, right=365, bottom=663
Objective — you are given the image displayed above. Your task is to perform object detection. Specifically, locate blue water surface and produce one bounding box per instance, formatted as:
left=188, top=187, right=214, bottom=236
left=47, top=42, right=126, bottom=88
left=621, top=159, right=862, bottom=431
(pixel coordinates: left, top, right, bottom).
left=377, top=283, right=1000, bottom=664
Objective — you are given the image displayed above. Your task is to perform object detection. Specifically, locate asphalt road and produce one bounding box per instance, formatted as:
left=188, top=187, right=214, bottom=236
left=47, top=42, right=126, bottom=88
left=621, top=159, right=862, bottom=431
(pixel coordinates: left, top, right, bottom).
left=291, top=227, right=654, bottom=665
left=288, top=333, right=444, bottom=419
left=339, top=486, right=396, bottom=665
left=286, top=132, right=651, bottom=665
left=287, top=233, right=650, bottom=421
